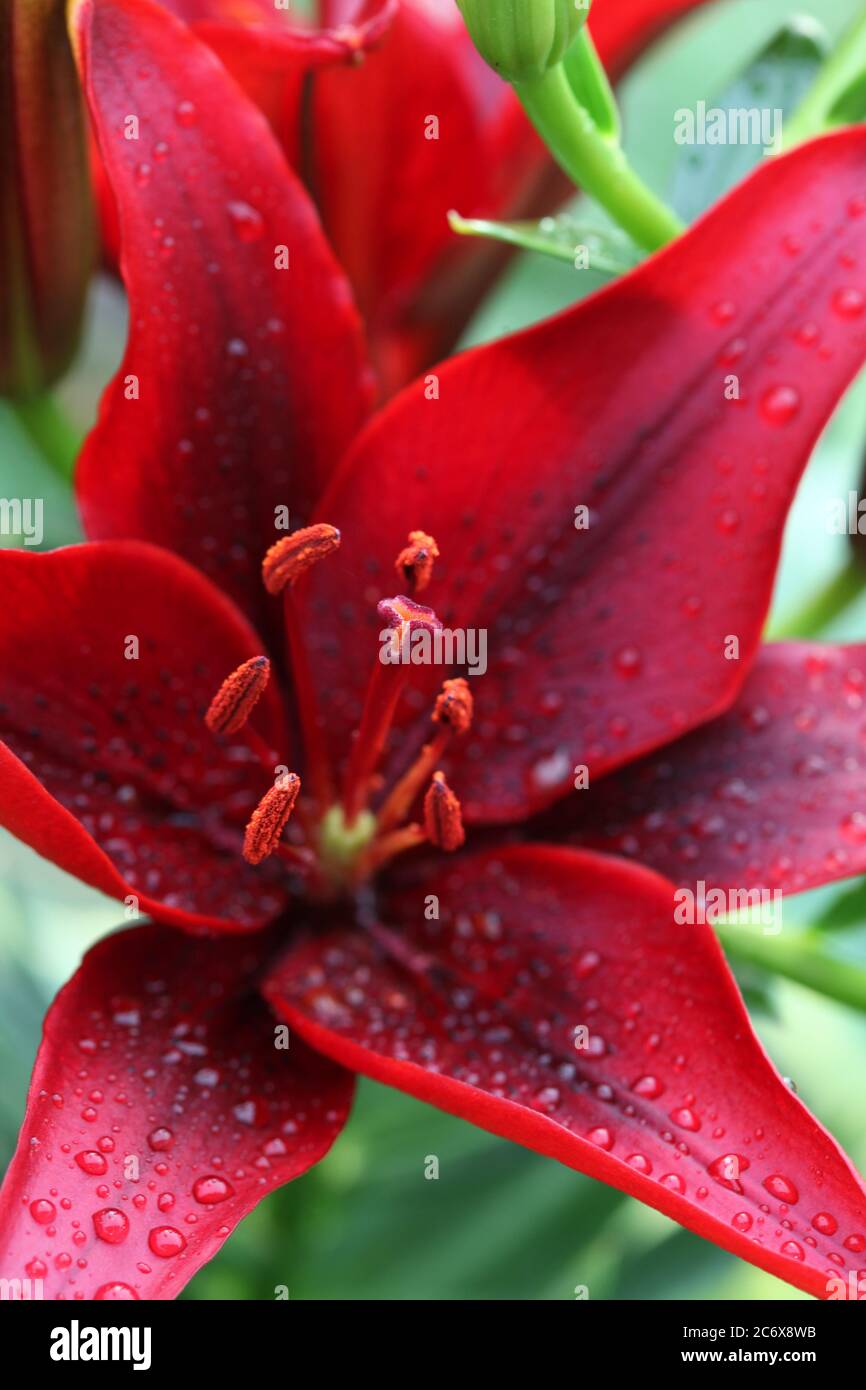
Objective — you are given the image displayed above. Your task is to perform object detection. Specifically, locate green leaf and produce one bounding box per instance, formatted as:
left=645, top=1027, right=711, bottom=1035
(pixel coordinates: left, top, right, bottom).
left=816, top=875, right=866, bottom=931
left=448, top=210, right=641, bottom=277
left=670, top=18, right=829, bottom=223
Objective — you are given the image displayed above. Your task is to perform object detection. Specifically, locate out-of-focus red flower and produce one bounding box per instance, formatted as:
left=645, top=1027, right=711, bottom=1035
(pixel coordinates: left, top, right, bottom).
left=89, top=0, right=716, bottom=396
left=3, top=0, right=866, bottom=1302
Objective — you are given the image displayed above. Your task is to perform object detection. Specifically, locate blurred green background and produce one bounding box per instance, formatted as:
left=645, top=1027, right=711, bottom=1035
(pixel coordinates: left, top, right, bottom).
left=4, top=0, right=866, bottom=1299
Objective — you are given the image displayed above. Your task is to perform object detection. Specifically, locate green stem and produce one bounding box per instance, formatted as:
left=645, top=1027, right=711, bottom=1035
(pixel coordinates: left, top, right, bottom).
left=515, top=63, right=683, bottom=252
left=765, top=554, right=866, bottom=640
left=717, top=920, right=866, bottom=1014
left=10, top=395, right=81, bottom=480
left=782, top=6, right=866, bottom=149
left=563, top=26, right=620, bottom=143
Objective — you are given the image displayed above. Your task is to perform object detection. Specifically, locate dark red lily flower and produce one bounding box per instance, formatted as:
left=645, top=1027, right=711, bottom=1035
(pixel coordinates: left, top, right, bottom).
left=89, top=0, right=717, bottom=396
left=4, top=0, right=866, bottom=1301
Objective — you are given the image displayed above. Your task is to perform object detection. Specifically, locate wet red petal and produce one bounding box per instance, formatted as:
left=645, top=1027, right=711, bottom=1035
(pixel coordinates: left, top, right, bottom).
left=0, top=925, right=353, bottom=1300
left=550, top=642, right=866, bottom=897
left=266, top=846, right=866, bottom=1299
left=299, top=130, right=866, bottom=823
left=72, top=0, right=373, bottom=635
left=0, top=543, right=291, bottom=932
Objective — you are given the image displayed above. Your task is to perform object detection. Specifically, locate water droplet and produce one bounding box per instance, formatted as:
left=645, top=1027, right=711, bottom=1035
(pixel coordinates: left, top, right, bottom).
left=192, top=1175, right=235, bottom=1206
left=531, top=1086, right=560, bottom=1113
left=661, top=1173, right=685, bottom=1193
left=95, top=1283, right=139, bottom=1300
left=670, top=1107, right=701, bottom=1132
left=781, top=1239, right=805, bottom=1261
left=76, top=1150, right=108, bottom=1176
left=147, top=1126, right=174, bottom=1152
left=574, top=949, right=601, bottom=980
left=760, top=385, right=801, bottom=426
left=148, top=1225, right=187, bottom=1258
left=763, top=1174, right=799, bottom=1204
left=710, top=299, right=737, bottom=325
left=30, top=1200, right=57, bottom=1233
left=708, top=1153, right=750, bottom=1191
left=812, top=1212, right=838, bottom=1236
left=226, top=200, right=264, bottom=242
left=632, top=1075, right=664, bottom=1099
left=732, top=1212, right=753, bottom=1232
left=832, top=287, right=866, bottom=319
left=614, top=646, right=642, bottom=678
left=93, top=1208, right=130, bottom=1245
left=175, top=100, right=197, bottom=127
left=844, top=1232, right=866, bottom=1253
left=627, top=1153, right=652, bottom=1174
left=587, top=1127, right=613, bottom=1150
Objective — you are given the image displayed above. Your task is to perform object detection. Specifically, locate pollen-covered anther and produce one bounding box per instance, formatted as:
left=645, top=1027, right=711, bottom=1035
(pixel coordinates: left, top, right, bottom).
left=243, top=774, right=301, bottom=865
left=424, top=771, right=465, bottom=852
left=262, top=524, right=341, bottom=596
left=205, top=656, right=270, bottom=735
left=433, top=677, right=474, bottom=735
left=395, top=530, right=440, bottom=593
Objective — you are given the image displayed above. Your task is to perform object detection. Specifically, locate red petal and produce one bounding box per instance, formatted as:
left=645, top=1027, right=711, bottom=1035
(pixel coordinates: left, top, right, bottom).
left=299, top=130, right=866, bottom=823
left=266, top=846, right=866, bottom=1298
left=0, top=542, right=291, bottom=932
left=72, top=0, right=373, bottom=634
left=0, top=925, right=353, bottom=1300
left=308, top=0, right=563, bottom=394
left=546, top=642, right=866, bottom=896
left=592, top=0, right=715, bottom=79
left=179, top=1, right=396, bottom=173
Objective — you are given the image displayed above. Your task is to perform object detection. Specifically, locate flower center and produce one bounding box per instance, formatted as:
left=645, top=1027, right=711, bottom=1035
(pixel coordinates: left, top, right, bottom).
left=202, top=525, right=473, bottom=898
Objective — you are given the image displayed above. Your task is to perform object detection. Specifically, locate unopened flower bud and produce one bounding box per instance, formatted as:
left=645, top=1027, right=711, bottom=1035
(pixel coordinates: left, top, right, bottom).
left=456, top=0, right=589, bottom=85
left=0, top=0, right=95, bottom=395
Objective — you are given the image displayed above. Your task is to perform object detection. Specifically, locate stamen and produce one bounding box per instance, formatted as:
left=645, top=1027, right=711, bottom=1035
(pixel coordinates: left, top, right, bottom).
left=424, top=771, right=465, bottom=852
left=342, top=595, right=442, bottom=823
left=433, top=677, right=474, bottom=734
left=261, top=524, right=341, bottom=809
left=243, top=773, right=301, bottom=865
left=395, top=530, right=439, bottom=593
left=262, top=524, right=341, bottom=596
left=205, top=656, right=270, bottom=735
left=376, top=678, right=473, bottom=834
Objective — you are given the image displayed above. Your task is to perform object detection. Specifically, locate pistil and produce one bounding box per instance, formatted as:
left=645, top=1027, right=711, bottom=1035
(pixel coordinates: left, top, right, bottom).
left=262, top=524, right=341, bottom=810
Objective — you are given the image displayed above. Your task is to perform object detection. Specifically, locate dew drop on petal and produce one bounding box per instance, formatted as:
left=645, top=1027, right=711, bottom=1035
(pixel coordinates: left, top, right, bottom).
left=760, top=385, right=801, bottom=426
left=812, top=1212, right=838, bottom=1236
left=75, top=1150, right=108, bottom=1176
left=226, top=201, right=264, bottom=242
left=192, top=1175, right=235, bottom=1206
left=763, top=1174, right=799, bottom=1204
left=93, top=1208, right=130, bottom=1245
left=148, top=1226, right=187, bottom=1258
